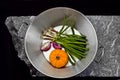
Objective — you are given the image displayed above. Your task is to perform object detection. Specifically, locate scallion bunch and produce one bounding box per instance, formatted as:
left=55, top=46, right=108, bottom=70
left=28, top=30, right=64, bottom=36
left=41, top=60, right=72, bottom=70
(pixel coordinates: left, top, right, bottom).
left=41, top=16, right=89, bottom=65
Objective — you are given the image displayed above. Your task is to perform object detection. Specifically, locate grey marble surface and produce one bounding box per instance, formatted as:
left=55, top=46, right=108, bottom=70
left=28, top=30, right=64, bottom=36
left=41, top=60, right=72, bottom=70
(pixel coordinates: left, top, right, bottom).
left=5, top=16, right=120, bottom=77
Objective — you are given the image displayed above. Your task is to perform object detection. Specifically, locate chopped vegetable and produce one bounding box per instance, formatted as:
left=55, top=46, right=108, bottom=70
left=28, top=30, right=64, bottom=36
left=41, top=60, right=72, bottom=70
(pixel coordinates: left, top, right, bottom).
left=40, top=41, right=51, bottom=51
left=52, top=42, right=62, bottom=49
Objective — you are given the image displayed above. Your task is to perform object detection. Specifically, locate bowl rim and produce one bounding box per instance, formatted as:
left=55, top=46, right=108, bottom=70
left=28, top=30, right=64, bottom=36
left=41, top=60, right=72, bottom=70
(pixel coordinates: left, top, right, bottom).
left=24, top=7, right=98, bottom=78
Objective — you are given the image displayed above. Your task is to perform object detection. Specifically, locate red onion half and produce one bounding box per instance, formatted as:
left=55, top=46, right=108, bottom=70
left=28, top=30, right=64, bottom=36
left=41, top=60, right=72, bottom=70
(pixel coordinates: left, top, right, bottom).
left=40, top=42, right=51, bottom=51
left=52, top=42, right=62, bottom=49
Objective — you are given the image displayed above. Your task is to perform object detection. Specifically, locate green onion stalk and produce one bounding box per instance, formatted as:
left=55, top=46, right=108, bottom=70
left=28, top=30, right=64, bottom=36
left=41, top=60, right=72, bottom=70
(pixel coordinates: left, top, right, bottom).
left=42, top=16, right=89, bottom=65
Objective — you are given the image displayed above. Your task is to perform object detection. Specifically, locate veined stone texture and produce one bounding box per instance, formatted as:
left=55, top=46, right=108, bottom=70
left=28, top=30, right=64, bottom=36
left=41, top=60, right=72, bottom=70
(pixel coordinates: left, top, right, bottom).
left=5, top=16, right=120, bottom=77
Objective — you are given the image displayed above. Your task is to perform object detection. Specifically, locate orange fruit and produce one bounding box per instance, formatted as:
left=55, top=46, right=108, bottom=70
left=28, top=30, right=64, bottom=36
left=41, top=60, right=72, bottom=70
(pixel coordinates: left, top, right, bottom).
left=49, top=49, right=68, bottom=68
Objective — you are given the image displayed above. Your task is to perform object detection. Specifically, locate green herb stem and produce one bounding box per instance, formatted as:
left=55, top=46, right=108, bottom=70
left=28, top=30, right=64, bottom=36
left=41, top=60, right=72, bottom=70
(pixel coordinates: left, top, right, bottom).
left=42, top=16, right=89, bottom=65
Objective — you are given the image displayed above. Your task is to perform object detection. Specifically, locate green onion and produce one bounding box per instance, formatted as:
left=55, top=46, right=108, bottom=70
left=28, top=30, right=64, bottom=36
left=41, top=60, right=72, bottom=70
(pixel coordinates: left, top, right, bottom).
left=42, top=16, right=89, bottom=65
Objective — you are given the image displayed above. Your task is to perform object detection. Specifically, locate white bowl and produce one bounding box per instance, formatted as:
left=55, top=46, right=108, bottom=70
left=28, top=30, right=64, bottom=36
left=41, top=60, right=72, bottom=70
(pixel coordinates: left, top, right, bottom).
left=24, top=7, right=98, bottom=78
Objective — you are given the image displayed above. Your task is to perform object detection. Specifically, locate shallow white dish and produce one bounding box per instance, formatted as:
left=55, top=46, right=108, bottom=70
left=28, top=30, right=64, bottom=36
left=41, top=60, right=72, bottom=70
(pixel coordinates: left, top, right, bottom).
left=24, top=7, right=98, bottom=78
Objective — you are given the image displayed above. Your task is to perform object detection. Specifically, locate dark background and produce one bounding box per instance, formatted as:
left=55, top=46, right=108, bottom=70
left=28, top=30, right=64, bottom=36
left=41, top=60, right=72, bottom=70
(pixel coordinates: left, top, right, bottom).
left=0, top=0, right=120, bottom=80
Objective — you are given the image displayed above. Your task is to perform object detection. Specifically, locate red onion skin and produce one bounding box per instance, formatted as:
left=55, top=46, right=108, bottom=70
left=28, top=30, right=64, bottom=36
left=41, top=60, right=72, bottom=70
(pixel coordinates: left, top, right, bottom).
left=52, top=42, right=62, bottom=49
left=41, top=42, right=51, bottom=51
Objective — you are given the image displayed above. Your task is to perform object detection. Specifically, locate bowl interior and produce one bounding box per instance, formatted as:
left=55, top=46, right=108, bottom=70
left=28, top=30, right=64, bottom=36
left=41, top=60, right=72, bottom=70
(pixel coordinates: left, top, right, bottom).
left=25, top=7, right=98, bottom=78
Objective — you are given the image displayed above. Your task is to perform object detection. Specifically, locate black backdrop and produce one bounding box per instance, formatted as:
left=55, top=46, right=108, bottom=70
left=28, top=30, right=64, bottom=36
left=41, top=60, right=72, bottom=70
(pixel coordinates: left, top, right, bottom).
left=1, top=0, right=120, bottom=16
left=0, top=0, right=120, bottom=80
